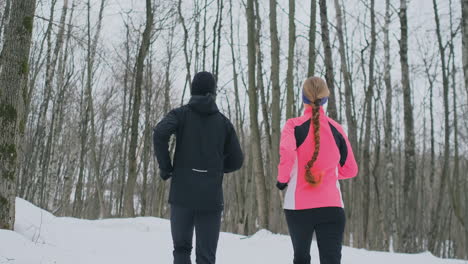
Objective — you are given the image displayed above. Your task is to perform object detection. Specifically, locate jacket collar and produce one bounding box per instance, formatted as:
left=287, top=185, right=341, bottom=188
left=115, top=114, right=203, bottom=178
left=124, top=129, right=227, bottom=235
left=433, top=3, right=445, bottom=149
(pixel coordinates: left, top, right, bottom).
left=188, top=95, right=219, bottom=115
left=303, top=106, right=325, bottom=116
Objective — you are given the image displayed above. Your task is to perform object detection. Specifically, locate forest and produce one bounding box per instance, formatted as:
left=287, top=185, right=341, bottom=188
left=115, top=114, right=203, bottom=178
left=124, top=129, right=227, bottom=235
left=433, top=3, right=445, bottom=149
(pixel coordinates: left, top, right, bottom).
left=0, top=0, right=467, bottom=260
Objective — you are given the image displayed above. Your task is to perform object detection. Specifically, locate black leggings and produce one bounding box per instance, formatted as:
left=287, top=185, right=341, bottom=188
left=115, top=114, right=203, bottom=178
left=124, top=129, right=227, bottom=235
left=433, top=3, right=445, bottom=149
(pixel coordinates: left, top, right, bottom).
left=285, top=207, right=345, bottom=264
left=170, top=205, right=222, bottom=264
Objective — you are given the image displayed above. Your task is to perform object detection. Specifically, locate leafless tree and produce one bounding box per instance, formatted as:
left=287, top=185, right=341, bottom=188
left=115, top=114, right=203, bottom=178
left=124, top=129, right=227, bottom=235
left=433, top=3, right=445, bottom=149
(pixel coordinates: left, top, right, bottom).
left=0, top=0, right=36, bottom=230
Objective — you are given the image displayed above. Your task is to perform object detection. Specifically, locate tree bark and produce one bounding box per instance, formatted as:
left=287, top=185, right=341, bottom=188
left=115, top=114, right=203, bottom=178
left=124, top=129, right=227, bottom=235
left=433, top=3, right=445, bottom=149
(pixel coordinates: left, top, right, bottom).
left=285, top=0, right=296, bottom=119
left=333, top=0, right=358, bottom=152
left=123, top=0, right=154, bottom=217
left=399, top=0, right=417, bottom=252
left=178, top=0, right=192, bottom=105
left=0, top=0, right=36, bottom=230
left=246, top=0, right=268, bottom=229
left=268, top=0, right=282, bottom=231
left=319, top=0, right=338, bottom=120
left=307, top=0, right=317, bottom=77
left=361, top=0, right=377, bottom=248
left=428, top=0, right=453, bottom=253
left=383, top=0, right=396, bottom=251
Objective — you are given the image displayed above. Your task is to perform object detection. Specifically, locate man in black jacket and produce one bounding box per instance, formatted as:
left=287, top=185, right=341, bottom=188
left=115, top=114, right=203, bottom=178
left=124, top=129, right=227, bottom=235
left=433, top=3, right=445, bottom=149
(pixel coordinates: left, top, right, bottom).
left=153, top=71, right=244, bottom=264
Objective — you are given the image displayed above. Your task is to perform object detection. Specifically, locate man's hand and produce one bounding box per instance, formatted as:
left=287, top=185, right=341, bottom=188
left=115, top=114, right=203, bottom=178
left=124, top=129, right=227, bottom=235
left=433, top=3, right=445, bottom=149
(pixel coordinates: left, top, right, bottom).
left=160, top=170, right=173, bottom=181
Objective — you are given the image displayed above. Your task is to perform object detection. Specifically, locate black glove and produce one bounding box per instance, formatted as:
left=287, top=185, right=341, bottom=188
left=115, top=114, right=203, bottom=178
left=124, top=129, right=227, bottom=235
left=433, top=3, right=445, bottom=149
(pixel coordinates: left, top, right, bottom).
left=276, top=181, right=288, bottom=191
left=160, top=170, right=173, bottom=181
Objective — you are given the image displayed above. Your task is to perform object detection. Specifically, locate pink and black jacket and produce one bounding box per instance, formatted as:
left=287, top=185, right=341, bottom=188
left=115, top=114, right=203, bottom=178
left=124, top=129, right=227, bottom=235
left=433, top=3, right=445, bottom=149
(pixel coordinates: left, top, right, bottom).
left=277, top=107, right=358, bottom=210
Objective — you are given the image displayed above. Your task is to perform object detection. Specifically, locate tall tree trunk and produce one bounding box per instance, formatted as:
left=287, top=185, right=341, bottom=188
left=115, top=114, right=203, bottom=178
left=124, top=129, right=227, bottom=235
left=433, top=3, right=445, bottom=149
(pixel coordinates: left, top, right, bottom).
left=86, top=0, right=106, bottom=219
left=246, top=0, right=268, bottom=229
left=428, top=0, right=452, bottom=253
left=268, top=0, right=280, bottom=146
left=0, top=0, right=36, bottom=230
left=229, top=0, right=248, bottom=233
left=268, top=0, right=282, bottom=231
left=212, top=0, right=224, bottom=79
left=117, top=24, right=132, bottom=216
left=32, top=0, right=56, bottom=208
left=383, top=0, right=396, bottom=250
left=362, top=0, right=377, bottom=248
left=73, top=80, right=89, bottom=217
left=307, top=0, right=317, bottom=77
left=285, top=0, right=296, bottom=119
left=123, top=0, right=154, bottom=217
left=447, top=4, right=466, bottom=250
left=178, top=0, right=192, bottom=105
left=332, top=0, right=359, bottom=245
left=38, top=0, right=67, bottom=208
left=333, top=0, right=358, bottom=152
left=319, top=0, right=338, bottom=120
left=399, top=0, right=417, bottom=252
left=141, top=55, right=153, bottom=217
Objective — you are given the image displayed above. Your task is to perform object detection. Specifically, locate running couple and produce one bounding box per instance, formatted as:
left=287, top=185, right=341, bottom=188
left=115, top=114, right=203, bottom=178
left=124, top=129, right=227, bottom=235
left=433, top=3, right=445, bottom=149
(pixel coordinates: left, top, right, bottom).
left=153, top=72, right=358, bottom=264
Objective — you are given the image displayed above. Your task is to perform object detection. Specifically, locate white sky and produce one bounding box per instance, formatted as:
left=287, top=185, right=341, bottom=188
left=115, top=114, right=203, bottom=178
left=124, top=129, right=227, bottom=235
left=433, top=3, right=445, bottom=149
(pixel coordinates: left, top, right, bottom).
left=32, top=0, right=466, bottom=153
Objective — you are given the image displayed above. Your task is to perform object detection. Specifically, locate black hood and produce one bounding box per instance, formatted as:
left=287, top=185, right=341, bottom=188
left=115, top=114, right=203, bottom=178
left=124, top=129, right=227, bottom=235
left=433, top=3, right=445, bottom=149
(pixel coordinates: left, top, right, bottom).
left=188, top=95, right=219, bottom=115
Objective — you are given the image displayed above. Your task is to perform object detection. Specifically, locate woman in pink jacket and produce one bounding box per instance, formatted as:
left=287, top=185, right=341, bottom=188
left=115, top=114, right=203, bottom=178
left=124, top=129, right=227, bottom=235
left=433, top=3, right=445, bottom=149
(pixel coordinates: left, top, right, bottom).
left=276, top=77, right=358, bottom=264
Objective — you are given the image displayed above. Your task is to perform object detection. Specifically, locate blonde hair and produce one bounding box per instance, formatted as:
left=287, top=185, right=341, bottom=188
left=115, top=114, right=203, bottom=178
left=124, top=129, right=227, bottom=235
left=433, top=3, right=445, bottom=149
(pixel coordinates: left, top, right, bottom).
left=302, top=77, right=330, bottom=186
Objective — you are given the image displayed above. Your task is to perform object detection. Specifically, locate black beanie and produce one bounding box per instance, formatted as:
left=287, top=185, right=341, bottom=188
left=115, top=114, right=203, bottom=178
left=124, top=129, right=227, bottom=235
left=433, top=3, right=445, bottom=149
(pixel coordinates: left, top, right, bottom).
left=191, top=71, right=217, bottom=96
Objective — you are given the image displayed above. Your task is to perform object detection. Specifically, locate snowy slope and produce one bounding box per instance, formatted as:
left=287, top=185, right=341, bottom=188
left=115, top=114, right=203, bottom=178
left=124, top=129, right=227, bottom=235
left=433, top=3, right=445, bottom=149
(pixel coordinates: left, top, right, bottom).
left=0, top=198, right=465, bottom=264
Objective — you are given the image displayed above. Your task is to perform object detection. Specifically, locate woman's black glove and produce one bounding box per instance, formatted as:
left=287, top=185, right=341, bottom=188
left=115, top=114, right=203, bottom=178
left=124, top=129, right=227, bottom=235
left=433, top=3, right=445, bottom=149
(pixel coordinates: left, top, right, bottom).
left=160, top=170, right=173, bottom=181
left=276, top=181, right=288, bottom=191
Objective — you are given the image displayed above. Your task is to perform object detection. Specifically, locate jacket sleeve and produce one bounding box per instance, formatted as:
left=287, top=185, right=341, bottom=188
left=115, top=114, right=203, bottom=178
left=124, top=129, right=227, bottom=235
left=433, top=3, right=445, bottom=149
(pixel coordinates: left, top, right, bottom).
left=224, top=121, right=244, bottom=173
left=153, top=109, right=179, bottom=173
left=277, top=119, right=296, bottom=184
left=333, top=122, right=358, bottom=180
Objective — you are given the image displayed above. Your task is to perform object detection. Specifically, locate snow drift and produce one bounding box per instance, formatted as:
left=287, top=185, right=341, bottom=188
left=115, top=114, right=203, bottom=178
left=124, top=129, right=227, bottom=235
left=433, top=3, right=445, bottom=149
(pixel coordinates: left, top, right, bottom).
left=0, top=198, right=464, bottom=264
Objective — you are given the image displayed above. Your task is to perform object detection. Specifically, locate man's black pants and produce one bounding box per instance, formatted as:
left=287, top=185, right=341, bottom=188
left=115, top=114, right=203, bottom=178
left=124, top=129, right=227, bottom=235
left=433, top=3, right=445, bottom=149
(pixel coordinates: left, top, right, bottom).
left=170, top=205, right=222, bottom=264
left=285, top=207, right=346, bottom=264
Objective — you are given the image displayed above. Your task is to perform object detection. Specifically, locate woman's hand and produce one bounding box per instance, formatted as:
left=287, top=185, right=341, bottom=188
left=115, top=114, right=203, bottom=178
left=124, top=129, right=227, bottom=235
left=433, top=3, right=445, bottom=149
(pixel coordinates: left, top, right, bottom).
left=276, top=181, right=288, bottom=191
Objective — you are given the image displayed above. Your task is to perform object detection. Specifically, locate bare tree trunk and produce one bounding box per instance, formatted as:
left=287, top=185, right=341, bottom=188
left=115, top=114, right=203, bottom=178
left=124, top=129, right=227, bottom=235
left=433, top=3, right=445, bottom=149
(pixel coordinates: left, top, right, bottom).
left=73, top=79, right=89, bottom=217
left=383, top=0, right=396, bottom=250
left=333, top=0, right=358, bottom=152
left=428, top=0, right=455, bottom=254
left=307, top=0, right=317, bottom=77
left=361, top=0, right=378, bottom=248
left=268, top=0, right=282, bottom=232
left=447, top=4, right=466, bottom=251
left=73, top=0, right=105, bottom=218
left=246, top=0, right=268, bottom=229
left=228, top=0, right=249, bottom=233
left=178, top=0, right=192, bottom=104
left=212, top=0, right=224, bottom=79
left=141, top=55, right=153, bottom=217
left=268, top=0, right=280, bottom=151
left=35, top=0, right=57, bottom=208
left=285, top=0, right=296, bottom=119
left=399, top=0, right=417, bottom=252
left=254, top=0, right=270, bottom=151
left=202, top=0, right=208, bottom=70
left=116, top=23, right=132, bottom=216
left=319, top=0, right=338, bottom=120
left=123, top=0, right=154, bottom=217
left=0, top=0, right=36, bottom=230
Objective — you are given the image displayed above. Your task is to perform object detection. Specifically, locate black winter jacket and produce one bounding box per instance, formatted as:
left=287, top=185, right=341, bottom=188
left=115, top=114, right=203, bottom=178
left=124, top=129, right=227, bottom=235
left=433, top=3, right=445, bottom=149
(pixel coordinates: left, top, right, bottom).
left=153, top=95, right=244, bottom=210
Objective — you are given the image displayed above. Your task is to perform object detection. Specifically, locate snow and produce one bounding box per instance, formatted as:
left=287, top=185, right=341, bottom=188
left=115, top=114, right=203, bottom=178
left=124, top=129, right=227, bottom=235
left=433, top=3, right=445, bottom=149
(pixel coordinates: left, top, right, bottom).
left=1, top=198, right=465, bottom=264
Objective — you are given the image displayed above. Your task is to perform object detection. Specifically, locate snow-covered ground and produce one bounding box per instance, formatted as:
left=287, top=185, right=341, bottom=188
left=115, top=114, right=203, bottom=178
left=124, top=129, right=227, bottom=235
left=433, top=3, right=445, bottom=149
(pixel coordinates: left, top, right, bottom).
left=0, top=198, right=465, bottom=264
